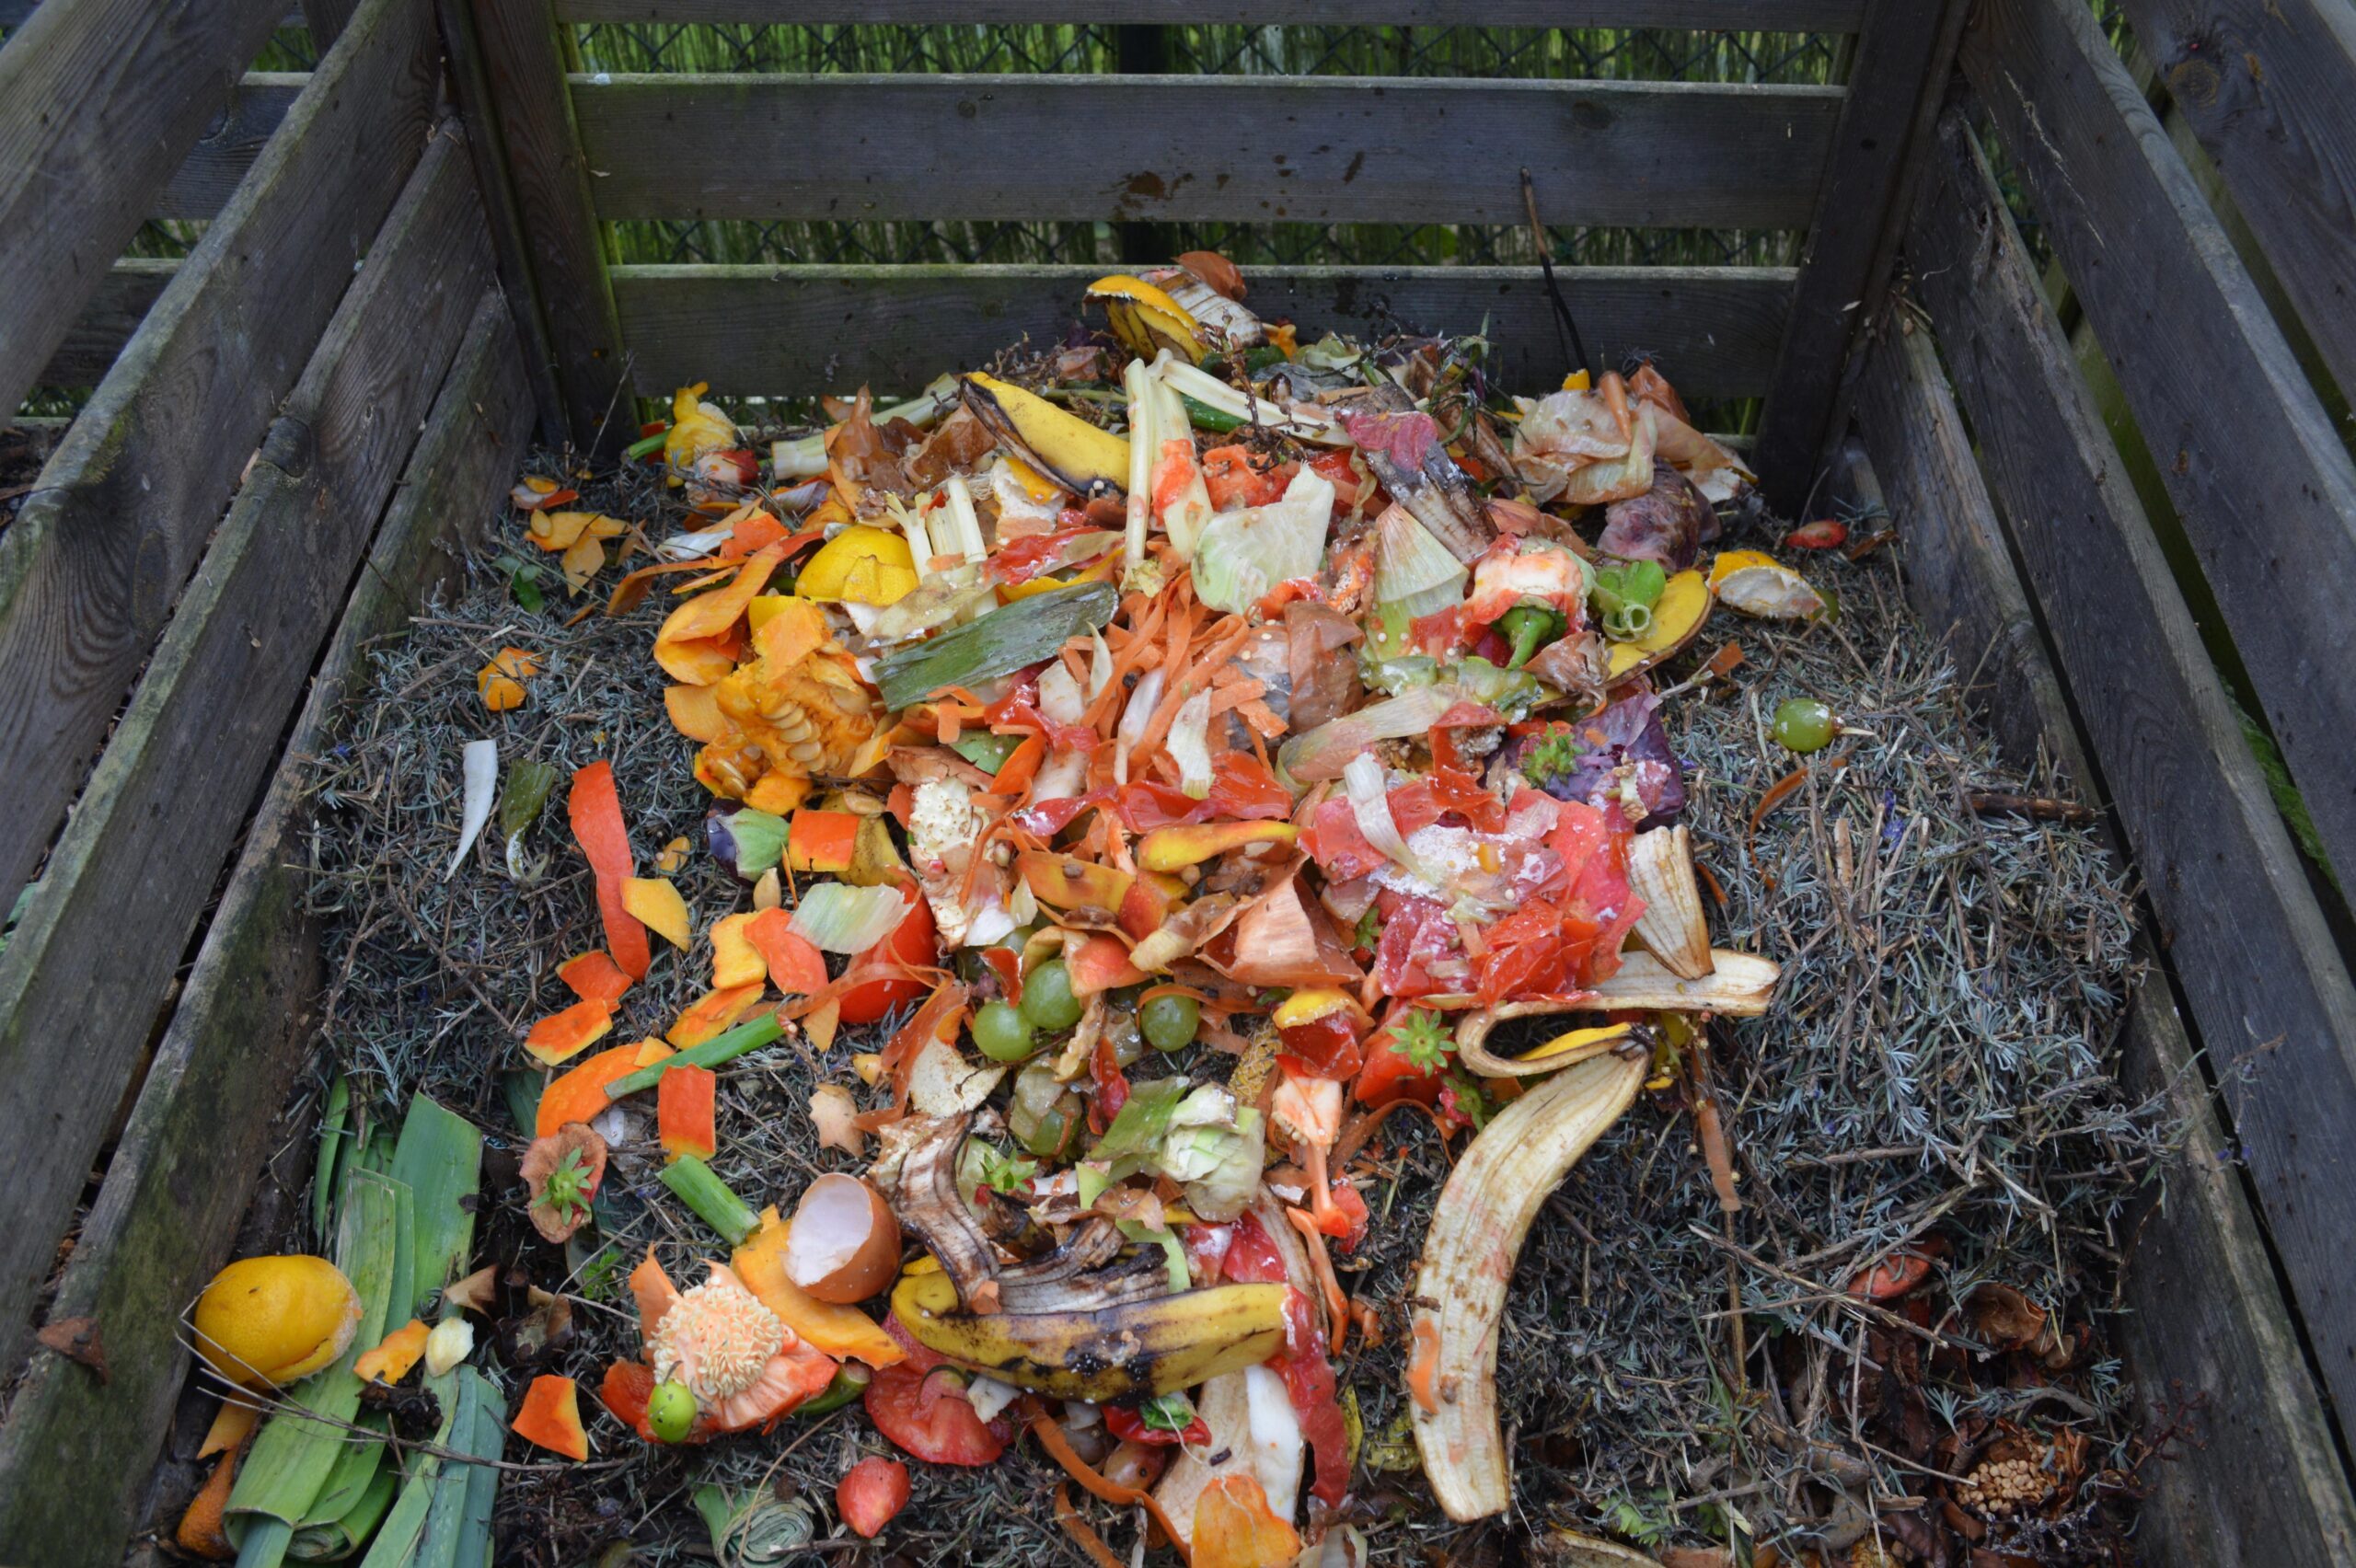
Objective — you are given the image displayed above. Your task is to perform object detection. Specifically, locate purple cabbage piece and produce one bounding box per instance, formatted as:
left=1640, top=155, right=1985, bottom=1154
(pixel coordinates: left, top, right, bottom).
left=705, top=805, right=787, bottom=882
left=1519, top=690, right=1687, bottom=828
left=1597, top=461, right=1715, bottom=571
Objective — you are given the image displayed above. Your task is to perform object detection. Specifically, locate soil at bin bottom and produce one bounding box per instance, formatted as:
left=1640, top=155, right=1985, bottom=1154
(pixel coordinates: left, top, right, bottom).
left=263, top=468, right=2173, bottom=1568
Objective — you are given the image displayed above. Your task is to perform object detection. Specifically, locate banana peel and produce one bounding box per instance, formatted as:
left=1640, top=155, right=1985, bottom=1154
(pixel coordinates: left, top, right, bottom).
left=890, top=1267, right=1285, bottom=1400
left=1588, top=950, right=1780, bottom=1016
left=1409, top=1048, right=1646, bottom=1521
left=1454, top=1006, right=1646, bottom=1079
left=963, top=372, right=1129, bottom=496
left=1088, top=275, right=1208, bottom=363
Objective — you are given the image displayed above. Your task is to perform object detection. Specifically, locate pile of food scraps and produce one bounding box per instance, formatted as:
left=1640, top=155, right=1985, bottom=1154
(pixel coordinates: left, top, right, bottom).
left=179, top=255, right=2175, bottom=1568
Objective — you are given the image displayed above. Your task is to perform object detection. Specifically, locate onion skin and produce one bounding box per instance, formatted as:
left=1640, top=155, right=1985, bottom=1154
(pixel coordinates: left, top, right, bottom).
left=785, top=1174, right=902, bottom=1305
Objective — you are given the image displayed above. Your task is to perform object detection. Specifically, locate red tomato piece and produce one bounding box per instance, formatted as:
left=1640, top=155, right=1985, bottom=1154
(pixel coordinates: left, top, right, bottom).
left=837, top=892, right=937, bottom=1025
left=863, top=1325, right=1011, bottom=1466
left=837, top=1456, right=911, bottom=1538
left=1276, top=1010, right=1365, bottom=1081
left=1102, top=1403, right=1212, bottom=1447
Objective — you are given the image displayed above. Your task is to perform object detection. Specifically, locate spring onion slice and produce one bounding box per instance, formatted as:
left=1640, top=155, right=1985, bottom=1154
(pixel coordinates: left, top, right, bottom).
left=445, top=740, right=498, bottom=880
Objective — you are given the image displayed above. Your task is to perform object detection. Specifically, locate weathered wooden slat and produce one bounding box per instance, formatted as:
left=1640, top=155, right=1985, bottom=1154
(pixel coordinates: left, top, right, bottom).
left=2116, top=0, right=2356, bottom=409
left=1963, top=0, right=2356, bottom=924
left=0, top=124, right=493, bottom=1384
left=1750, top=0, right=1967, bottom=508
left=0, top=0, right=438, bottom=946
left=468, top=0, right=630, bottom=454
left=1845, top=329, right=2356, bottom=1568
left=1907, top=108, right=2356, bottom=1439
left=0, top=290, right=529, bottom=1568
left=572, top=75, right=1844, bottom=229
left=610, top=262, right=1795, bottom=401
left=155, top=73, right=302, bottom=221
left=38, top=259, right=175, bottom=389
left=559, top=0, right=1867, bottom=24
left=0, top=0, right=284, bottom=419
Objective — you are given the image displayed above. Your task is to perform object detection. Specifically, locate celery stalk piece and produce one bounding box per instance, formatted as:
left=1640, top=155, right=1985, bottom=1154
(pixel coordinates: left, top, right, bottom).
left=229, top=1168, right=408, bottom=1538
left=603, top=1011, right=783, bottom=1101
left=388, top=1092, right=483, bottom=1310
left=1121, top=356, right=1161, bottom=594
left=660, top=1155, right=762, bottom=1246
left=311, top=1076, right=349, bottom=1246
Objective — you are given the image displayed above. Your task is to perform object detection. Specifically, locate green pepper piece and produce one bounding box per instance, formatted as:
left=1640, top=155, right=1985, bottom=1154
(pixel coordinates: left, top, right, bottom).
left=1179, top=395, right=1245, bottom=434
left=1498, top=603, right=1567, bottom=669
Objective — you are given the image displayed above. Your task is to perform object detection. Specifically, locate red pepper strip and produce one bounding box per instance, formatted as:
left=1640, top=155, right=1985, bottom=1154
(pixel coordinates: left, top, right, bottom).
left=1102, top=1404, right=1211, bottom=1447
left=568, top=761, right=649, bottom=980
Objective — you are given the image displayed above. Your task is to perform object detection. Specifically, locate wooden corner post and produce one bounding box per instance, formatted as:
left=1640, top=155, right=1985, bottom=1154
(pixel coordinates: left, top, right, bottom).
left=445, top=0, right=629, bottom=453
left=1752, top=0, right=1969, bottom=513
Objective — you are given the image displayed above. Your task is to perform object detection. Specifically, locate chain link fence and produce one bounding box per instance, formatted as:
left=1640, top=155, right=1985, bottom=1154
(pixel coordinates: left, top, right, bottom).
left=572, top=21, right=1850, bottom=271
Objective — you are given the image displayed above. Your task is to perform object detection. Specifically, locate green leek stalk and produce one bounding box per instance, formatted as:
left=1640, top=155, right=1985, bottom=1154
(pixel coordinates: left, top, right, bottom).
left=604, top=1012, right=783, bottom=1100
left=289, top=1463, right=395, bottom=1561
left=388, top=1093, right=483, bottom=1313
left=660, top=1155, right=761, bottom=1246
left=872, top=582, right=1119, bottom=711
left=229, top=1168, right=408, bottom=1565
left=312, top=1076, right=350, bottom=1244
left=298, top=1415, right=389, bottom=1536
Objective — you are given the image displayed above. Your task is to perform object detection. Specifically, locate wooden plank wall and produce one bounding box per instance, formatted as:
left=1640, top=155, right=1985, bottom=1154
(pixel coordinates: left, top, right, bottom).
left=609, top=262, right=1794, bottom=401
left=1750, top=0, right=1968, bottom=507
left=0, top=290, right=533, bottom=1567
left=0, top=0, right=286, bottom=418
left=1961, top=0, right=2356, bottom=924
left=570, top=75, right=1843, bottom=230
left=1897, top=107, right=2356, bottom=1530
left=0, top=0, right=445, bottom=1378
left=1846, top=329, right=2356, bottom=1568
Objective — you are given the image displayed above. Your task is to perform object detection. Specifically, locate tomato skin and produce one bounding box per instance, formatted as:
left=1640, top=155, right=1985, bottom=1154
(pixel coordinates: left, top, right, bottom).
left=837, top=891, right=937, bottom=1024
left=863, top=1318, right=1012, bottom=1465
left=598, top=1359, right=659, bottom=1442
left=837, top=1456, right=912, bottom=1538
left=1220, top=1214, right=1350, bottom=1505
left=1276, top=1011, right=1364, bottom=1080
left=1202, top=445, right=1296, bottom=511
left=1103, top=1403, right=1211, bottom=1447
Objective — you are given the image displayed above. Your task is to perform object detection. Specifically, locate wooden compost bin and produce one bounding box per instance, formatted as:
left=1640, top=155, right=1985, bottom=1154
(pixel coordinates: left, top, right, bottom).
left=0, top=0, right=2350, bottom=1562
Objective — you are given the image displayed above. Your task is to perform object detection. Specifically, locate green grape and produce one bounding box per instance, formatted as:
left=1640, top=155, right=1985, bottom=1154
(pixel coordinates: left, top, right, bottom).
left=972, top=999, right=1037, bottom=1063
left=1018, top=958, right=1083, bottom=1030
left=1140, top=993, right=1201, bottom=1052
left=1772, top=697, right=1836, bottom=754
left=647, top=1381, right=697, bottom=1443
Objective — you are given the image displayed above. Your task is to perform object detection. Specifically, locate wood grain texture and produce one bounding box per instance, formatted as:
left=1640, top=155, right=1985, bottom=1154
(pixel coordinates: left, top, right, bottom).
left=0, top=0, right=437, bottom=930
left=1751, top=0, right=1968, bottom=509
left=39, top=259, right=176, bottom=389
left=2116, top=0, right=2356, bottom=408
left=558, top=0, right=1865, bottom=23
left=0, top=127, right=493, bottom=1384
left=468, top=0, right=629, bottom=453
left=572, top=75, right=1843, bottom=229
left=0, top=0, right=284, bottom=419
left=154, top=73, right=302, bottom=221
left=1964, top=0, right=2356, bottom=920
left=1906, top=108, right=2356, bottom=1439
left=0, top=291, right=527, bottom=1568
left=1850, top=318, right=2356, bottom=1568
left=610, top=263, right=1795, bottom=400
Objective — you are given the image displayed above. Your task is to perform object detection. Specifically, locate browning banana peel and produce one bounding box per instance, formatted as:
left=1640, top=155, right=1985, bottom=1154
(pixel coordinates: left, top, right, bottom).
left=1409, top=1049, right=1647, bottom=1520
left=963, top=372, right=1130, bottom=496
left=891, top=1268, right=1286, bottom=1400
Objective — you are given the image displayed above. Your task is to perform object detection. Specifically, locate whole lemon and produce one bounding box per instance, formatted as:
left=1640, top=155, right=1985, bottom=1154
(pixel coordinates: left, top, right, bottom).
left=192, top=1255, right=363, bottom=1388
